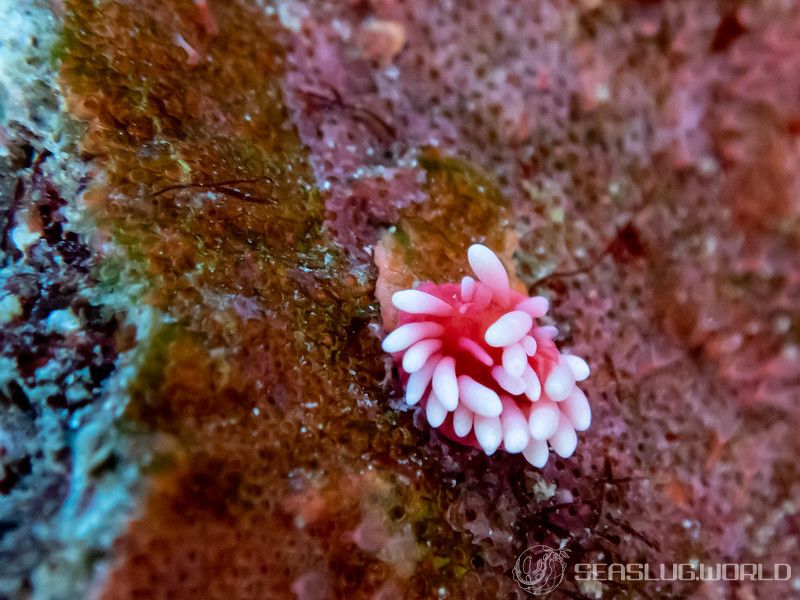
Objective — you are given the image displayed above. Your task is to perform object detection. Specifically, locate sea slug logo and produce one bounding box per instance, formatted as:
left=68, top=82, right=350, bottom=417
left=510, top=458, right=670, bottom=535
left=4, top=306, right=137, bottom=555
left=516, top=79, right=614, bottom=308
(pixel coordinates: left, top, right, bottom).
left=512, top=545, right=568, bottom=596
left=511, top=544, right=791, bottom=595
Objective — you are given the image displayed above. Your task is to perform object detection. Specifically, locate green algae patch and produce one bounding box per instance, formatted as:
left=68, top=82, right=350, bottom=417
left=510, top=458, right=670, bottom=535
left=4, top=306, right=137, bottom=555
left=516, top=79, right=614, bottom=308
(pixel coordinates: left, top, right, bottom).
left=399, top=149, right=513, bottom=282
left=58, top=0, right=362, bottom=426
left=124, top=321, right=180, bottom=419
left=375, top=149, right=519, bottom=327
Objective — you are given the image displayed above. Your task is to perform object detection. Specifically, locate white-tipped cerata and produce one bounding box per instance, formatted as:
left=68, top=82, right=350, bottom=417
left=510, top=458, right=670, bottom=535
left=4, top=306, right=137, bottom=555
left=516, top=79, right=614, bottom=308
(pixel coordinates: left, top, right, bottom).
left=515, top=296, right=549, bottom=318
left=392, top=289, right=454, bottom=316
left=453, top=403, right=473, bottom=437
left=460, top=276, right=475, bottom=301
left=561, top=387, right=591, bottom=431
left=538, top=325, right=558, bottom=339
left=521, top=365, right=541, bottom=401
left=432, top=356, right=459, bottom=411
left=528, top=400, right=560, bottom=440
left=457, top=375, right=502, bottom=417
left=549, top=415, right=578, bottom=458
left=405, top=354, right=439, bottom=405
left=474, top=414, right=503, bottom=455
left=458, top=337, right=494, bottom=366
left=502, top=343, right=527, bottom=378
left=382, top=321, right=444, bottom=353
left=402, top=339, right=442, bottom=373
left=484, top=311, right=533, bottom=347
left=500, top=396, right=530, bottom=454
left=467, top=244, right=510, bottom=307
left=491, top=366, right=526, bottom=395
left=562, top=354, right=590, bottom=381
left=522, top=438, right=549, bottom=468
left=544, top=362, right=575, bottom=401
left=521, top=335, right=538, bottom=356
left=382, top=244, right=592, bottom=463
left=426, top=391, right=447, bottom=428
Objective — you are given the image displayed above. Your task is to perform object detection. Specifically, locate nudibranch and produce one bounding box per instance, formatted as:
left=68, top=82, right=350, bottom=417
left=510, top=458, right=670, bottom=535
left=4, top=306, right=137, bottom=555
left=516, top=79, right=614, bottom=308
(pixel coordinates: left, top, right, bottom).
left=382, top=245, right=591, bottom=467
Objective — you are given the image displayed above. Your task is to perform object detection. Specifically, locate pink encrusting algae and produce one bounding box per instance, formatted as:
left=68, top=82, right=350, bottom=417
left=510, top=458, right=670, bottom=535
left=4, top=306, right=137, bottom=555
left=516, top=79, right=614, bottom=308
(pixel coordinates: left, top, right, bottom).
left=382, top=245, right=591, bottom=466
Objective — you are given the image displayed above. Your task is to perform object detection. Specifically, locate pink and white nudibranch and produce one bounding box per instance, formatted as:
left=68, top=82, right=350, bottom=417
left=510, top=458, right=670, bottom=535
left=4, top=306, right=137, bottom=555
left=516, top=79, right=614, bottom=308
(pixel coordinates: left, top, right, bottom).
left=382, top=244, right=591, bottom=467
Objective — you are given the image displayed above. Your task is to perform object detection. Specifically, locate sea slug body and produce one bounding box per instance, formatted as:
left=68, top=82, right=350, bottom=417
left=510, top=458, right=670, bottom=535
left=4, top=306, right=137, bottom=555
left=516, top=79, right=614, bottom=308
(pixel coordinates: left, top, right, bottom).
left=382, top=244, right=591, bottom=467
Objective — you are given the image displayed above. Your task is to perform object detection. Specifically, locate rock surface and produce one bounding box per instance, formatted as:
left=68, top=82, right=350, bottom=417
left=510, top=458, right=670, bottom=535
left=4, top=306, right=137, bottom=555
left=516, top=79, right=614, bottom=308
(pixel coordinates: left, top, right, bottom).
left=1, top=0, right=799, bottom=598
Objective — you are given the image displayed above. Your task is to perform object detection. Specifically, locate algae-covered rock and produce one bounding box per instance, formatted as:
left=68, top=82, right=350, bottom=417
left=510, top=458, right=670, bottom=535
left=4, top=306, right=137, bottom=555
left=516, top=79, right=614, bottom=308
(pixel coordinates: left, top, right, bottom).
left=1, top=0, right=799, bottom=598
